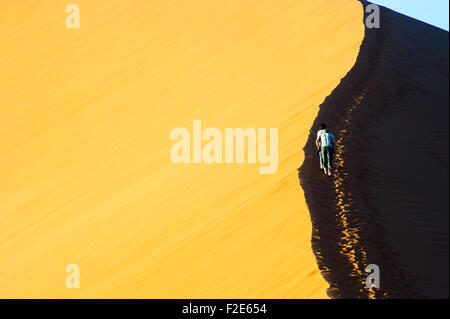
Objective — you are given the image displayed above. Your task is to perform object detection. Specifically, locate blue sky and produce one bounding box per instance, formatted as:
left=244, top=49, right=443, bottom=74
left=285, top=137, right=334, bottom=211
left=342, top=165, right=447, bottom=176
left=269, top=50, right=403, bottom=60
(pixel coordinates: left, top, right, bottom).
left=370, top=0, right=449, bottom=31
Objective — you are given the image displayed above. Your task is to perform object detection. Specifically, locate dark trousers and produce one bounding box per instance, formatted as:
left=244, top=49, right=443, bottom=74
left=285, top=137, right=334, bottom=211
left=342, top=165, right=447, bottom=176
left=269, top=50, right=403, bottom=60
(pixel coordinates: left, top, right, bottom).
left=321, top=146, right=334, bottom=169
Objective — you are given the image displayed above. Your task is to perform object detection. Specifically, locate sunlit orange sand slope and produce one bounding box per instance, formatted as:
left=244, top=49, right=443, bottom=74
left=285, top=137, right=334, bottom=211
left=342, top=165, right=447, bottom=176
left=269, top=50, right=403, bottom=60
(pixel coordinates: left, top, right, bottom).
left=0, top=0, right=364, bottom=298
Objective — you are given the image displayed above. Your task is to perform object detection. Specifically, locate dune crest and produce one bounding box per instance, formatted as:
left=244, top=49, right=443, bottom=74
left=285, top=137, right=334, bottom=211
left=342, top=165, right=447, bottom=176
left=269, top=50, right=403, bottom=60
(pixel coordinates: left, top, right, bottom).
left=300, top=1, right=449, bottom=298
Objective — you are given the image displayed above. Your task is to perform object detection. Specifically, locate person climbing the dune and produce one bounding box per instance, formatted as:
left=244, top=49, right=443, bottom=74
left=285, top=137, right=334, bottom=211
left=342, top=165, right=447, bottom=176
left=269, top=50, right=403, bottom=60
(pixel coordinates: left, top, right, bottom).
left=316, top=123, right=327, bottom=170
left=317, top=128, right=335, bottom=176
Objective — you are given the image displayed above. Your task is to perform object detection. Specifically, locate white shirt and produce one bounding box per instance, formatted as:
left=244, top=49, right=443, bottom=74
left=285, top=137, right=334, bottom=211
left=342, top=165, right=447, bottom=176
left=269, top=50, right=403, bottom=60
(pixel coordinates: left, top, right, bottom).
left=320, top=132, right=335, bottom=148
left=316, top=129, right=324, bottom=142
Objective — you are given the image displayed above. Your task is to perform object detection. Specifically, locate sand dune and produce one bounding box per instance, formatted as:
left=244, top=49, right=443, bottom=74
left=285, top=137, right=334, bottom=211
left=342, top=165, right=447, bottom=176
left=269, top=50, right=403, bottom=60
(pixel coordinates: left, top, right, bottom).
left=300, top=1, right=449, bottom=298
left=0, top=1, right=364, bottom=298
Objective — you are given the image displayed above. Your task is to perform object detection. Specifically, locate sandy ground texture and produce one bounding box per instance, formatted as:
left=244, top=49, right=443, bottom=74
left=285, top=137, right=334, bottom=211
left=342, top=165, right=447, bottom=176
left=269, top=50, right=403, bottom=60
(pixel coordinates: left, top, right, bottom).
left=0, top=0, right=364, bottom=298
left=300, top=1, right=449, bottom=298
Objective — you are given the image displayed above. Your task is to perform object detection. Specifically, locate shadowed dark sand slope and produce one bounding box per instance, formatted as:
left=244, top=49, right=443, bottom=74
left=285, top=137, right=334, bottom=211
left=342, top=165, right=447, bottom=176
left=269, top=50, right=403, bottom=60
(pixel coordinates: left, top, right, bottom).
left=299, top=1, right=449, bottom=298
